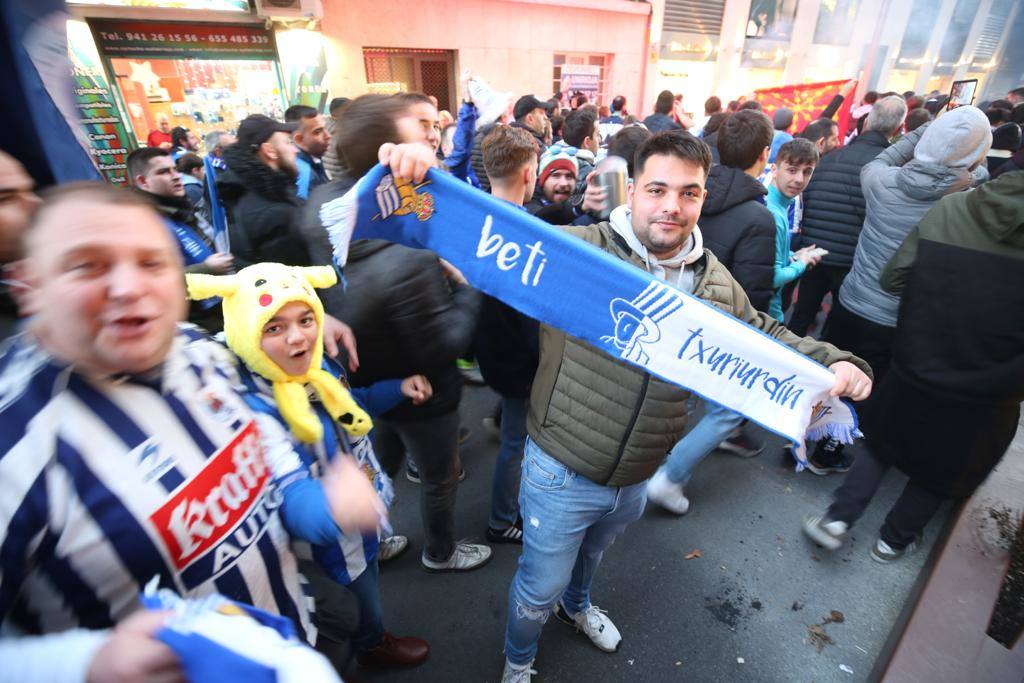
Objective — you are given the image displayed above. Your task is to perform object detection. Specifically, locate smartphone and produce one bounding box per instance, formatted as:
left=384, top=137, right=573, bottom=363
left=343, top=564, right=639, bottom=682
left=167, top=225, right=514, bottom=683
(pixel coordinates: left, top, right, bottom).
left=947, top=79, right=978, bottom=111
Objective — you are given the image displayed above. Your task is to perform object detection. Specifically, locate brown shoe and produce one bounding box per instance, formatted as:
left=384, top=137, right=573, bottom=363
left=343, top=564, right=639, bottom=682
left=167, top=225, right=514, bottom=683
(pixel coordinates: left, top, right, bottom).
left=356, top=631, right=430, bottom=668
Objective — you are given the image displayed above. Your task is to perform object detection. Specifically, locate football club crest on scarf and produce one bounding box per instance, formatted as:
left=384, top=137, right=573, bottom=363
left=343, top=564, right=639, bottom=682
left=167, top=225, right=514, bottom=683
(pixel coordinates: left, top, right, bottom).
left=320, top=165, right=861, bottom=467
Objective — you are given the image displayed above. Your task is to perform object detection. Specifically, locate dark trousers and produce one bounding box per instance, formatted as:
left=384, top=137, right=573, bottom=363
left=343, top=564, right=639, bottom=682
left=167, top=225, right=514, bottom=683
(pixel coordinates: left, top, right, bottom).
left=827, top=448, right=946, bottom=549
left=788, top=265, right=849, bottom=337
left=374, top=410, right=462, bottom=562
left=822, top=296, right=896, bottom=411
left=300, top=559, right=359, bottom=672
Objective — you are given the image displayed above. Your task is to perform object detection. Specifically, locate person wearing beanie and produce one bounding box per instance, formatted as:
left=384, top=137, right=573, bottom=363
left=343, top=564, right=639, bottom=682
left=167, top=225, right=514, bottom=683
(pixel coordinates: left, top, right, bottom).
left=985, top=122, right=1022, bottom=174
left=768, top=108, right=794, bottom=163
left=813, top=106, right=992, bottom=475
left=187, top=262, right=431, bottom=672
left=525, top=142, right=579, bottom=214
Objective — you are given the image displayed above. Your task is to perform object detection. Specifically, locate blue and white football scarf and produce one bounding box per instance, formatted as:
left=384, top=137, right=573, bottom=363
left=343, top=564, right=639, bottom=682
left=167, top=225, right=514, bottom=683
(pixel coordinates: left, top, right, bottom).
left=320, top=165, right=860, bottom=466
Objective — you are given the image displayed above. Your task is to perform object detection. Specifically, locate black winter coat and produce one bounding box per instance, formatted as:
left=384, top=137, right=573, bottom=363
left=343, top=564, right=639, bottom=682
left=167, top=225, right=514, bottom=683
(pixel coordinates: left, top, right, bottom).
left=799, top=130, right=891, bottom=267
left=642, top=113, right=681, bottom=134
left=474, top=296, right=539, bottom=398
left=218, top=146, right=310, bottom=269
left=698, top=165, right=776, bottom=313
left=340, top=239, right=482, bottom=421
left=470, top=123, right=498, bottom=193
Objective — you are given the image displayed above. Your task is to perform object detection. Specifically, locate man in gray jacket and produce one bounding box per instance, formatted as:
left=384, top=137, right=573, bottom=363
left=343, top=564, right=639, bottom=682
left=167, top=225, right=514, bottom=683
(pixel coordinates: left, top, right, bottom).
left=813, top=105, right=991, bottom=474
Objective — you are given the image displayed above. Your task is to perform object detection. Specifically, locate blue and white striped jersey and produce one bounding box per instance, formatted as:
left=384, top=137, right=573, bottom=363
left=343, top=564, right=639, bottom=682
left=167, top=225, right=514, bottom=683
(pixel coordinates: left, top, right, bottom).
left=0, top=326, right=314, bottom=642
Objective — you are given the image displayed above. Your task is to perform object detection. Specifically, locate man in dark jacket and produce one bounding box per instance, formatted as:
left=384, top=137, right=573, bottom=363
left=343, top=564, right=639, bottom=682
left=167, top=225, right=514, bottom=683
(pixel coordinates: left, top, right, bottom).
left=475, top=126, right=541, bottom=545
left=303, top=92, right=491, bottom=574
left=561, top=109, right=600, bottom=202
left=643, top=90, right=683, bottom=133
left=128, top=147, right=232, bottom=332
left=804, top=170, right=1024, bottom=564
left=788, top=96, right=907, bottom=337
left=510, top=95, right=550, bottom=151
left=645, top=110, right=776, bottom=516
left=217, top=114, right=310, bottom=268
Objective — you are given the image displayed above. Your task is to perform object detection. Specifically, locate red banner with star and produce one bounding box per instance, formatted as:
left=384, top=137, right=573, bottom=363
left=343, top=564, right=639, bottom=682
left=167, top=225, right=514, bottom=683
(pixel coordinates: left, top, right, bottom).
left=754, top=79, right=857, bottom=144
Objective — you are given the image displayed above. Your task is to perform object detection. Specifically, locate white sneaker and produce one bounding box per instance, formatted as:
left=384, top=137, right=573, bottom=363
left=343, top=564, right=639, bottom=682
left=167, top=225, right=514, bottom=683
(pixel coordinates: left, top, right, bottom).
left=802, top=515, right=849, bottom=551
left=377, top=535, right=408, bottom=562
left=555, top=603, right=622, bottom=652
left=421, top=541, right=492, bottom=573
left=645, top=470, right=690, bottom=515
left=501, top=659, right=537, bottom=683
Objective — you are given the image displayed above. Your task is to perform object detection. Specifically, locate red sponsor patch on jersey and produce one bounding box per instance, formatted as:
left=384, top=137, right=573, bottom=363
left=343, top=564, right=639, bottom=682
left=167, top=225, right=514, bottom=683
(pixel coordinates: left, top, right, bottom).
left=150, top=421, right=270, bottom=570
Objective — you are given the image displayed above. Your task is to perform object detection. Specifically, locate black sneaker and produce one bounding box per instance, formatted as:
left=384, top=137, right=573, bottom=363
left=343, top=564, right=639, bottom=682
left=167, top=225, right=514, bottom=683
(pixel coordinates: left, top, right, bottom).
left=806, top=438, right=852, bottom=476
left=486, top=517, right=524, bottom=545
left=717, top=426, right=764, bottom=458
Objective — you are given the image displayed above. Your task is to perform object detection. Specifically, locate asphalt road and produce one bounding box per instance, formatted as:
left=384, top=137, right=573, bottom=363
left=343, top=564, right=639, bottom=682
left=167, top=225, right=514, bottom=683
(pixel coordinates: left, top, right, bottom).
left=363, top=384, right=955, bottom=683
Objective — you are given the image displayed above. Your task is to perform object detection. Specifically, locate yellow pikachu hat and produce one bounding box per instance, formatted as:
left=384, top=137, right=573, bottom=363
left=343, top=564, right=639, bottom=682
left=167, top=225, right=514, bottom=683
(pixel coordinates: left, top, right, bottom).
left=187, top=263, right=371, bottom=443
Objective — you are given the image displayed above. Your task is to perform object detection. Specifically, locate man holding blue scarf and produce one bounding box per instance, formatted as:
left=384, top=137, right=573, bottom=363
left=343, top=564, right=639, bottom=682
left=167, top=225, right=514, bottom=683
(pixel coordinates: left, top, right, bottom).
left=367, top=132, right=874, bottom=683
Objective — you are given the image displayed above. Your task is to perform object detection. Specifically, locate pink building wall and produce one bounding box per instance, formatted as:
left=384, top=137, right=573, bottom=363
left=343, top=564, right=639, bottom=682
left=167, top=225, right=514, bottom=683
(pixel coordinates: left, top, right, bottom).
left=319, top=0, right=651, bottom=112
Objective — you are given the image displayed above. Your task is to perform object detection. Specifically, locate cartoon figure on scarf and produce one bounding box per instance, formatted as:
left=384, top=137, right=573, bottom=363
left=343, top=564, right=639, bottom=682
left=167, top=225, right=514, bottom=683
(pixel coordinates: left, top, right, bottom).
left=188, top=263, right=432, bottom=665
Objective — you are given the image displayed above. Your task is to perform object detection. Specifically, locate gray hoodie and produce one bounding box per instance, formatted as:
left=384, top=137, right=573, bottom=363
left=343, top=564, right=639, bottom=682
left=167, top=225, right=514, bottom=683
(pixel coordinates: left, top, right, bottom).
left=838, top=106, right=992, bottom=327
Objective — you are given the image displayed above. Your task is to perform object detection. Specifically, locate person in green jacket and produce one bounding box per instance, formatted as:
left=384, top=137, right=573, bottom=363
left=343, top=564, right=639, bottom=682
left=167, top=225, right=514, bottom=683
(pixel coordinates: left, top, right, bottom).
left=764, top=138, right=823, bottom=322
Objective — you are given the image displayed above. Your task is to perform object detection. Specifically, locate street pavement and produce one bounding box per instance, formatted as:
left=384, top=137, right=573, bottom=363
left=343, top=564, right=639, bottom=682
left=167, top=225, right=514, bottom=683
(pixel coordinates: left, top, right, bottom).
left=363, top=384, right=964, bottom=683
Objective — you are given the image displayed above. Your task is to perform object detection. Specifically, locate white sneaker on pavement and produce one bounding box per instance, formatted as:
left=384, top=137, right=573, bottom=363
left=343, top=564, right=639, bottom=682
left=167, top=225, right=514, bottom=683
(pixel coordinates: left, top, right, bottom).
left=555, top=603, right=622, bottom=652
left=500, top=659, right=537, bottom=683
left=645, top=469, right=690, bottom=515
left=802, top=515, right=849, bottom=551
left=421, top=541, right=492, bottom=573
left=377, top=534, right=408, bottom=562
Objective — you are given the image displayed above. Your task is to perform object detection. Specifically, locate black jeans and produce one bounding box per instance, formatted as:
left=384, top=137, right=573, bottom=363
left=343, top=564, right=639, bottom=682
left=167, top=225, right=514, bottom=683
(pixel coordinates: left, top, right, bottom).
left=374, top=410, right=462, bottom=562
left=827, top=448, right=946, bottom=549
left=788, top=265, right=850, bottom=337
left=822, top=296, right=896, bottom=409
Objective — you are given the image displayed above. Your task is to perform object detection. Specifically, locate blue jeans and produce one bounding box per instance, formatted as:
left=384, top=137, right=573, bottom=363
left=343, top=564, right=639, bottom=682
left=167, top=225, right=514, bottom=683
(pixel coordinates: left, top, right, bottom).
left=659, top=400, right=744, bottom=486
left=504, top=439, right=647, bottom=665
left=348, top=560, right=385, bottom=652
left=490, top=395, right=528, bottom=529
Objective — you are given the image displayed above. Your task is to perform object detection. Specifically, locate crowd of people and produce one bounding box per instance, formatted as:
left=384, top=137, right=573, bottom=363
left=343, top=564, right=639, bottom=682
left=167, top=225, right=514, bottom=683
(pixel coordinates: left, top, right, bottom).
left=0, top=73, right=1021, bottom=683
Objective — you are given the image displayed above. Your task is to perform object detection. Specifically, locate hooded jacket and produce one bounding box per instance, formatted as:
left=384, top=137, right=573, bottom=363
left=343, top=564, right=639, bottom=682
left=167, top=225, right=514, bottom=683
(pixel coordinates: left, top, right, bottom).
left=698, top=165, right=776, bottom=313
left=839, top=109, right=992, bottom=327
left=869, top=170, right=1024, bottom=497
left=799, top=130, right=892, bottom=267
left=218, top=145, right=310, bottom=269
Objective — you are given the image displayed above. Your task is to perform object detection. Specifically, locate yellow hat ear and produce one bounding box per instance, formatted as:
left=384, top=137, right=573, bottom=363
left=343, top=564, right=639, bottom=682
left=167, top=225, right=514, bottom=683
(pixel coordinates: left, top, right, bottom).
left=186, top=273, right=240, bottom=301
left=298, top=266, right=338, bottom=290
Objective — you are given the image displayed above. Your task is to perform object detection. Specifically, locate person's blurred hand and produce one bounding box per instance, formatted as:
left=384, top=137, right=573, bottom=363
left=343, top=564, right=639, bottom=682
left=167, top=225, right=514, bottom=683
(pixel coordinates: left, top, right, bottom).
left=401, top=374, right=433, bottom=404
left=322, top=314, right=359, bottom=372
left=378, top=143, right=436, bottom=183
left=86, top=610, right=184, bottom=683
left=203, top=252, right=233, bottom=274
left=322, top=454, right=387, bottom=533
left=828, top=361, right=872, bottom=401
left=438, top=258, right=468, bottom=285
left=581, top=172, right=607, bottom=215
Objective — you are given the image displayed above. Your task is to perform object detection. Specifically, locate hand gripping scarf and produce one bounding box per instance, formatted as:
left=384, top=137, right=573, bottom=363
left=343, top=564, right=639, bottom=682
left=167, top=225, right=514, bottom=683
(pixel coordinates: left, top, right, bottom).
left=320, top=166, right=859, bottom=466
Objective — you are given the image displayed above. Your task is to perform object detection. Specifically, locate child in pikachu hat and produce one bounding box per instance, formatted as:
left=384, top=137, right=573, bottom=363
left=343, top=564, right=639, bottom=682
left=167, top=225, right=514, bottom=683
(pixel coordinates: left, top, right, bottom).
left=188, top=262, right=431, bottom=670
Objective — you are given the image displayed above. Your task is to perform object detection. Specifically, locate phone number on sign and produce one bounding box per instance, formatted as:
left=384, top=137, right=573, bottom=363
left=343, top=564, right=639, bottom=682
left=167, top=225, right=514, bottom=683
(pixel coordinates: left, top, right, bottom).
left=121, top=32, right=270, bottom=44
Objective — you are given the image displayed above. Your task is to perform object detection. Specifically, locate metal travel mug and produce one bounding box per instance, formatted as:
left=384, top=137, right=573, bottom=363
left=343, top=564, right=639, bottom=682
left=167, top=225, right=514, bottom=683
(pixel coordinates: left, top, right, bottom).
left=591, top=155, right=628, bottom=219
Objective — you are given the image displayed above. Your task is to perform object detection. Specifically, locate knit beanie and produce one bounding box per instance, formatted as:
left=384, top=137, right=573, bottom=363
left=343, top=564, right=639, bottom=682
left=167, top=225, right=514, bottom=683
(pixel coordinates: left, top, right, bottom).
left=187, top=263, right=371, bottom=443
left=914, top=106, right=992, bottom=169
left=538, top=143, right=578, bottom=186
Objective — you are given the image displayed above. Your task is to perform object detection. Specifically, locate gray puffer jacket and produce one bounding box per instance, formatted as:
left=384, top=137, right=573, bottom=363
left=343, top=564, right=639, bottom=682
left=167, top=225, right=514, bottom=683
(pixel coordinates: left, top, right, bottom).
left=839, top=109, right=991, bottom=327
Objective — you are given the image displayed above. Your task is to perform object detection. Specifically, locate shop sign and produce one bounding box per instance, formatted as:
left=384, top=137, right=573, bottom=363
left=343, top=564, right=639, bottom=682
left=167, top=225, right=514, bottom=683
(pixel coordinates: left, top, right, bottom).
left=89, top=19, right=276, bottom=60
left=276, top=28, right=329, bottom=112
left=68, top=20, right=134, bottom=184
left=560, top=65, right=600, bottom=101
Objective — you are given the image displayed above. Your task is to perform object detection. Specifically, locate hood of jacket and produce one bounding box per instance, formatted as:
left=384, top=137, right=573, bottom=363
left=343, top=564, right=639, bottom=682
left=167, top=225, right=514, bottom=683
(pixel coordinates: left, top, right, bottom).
left=700, top=165, right=767, bottom=215
left=914, top=106, right=992, bottom=169
left=895, top=161, right=977, bottom=201
left=966, top=170, right=1024, bottom=246
left=218, top=144, right=298, bottom=206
